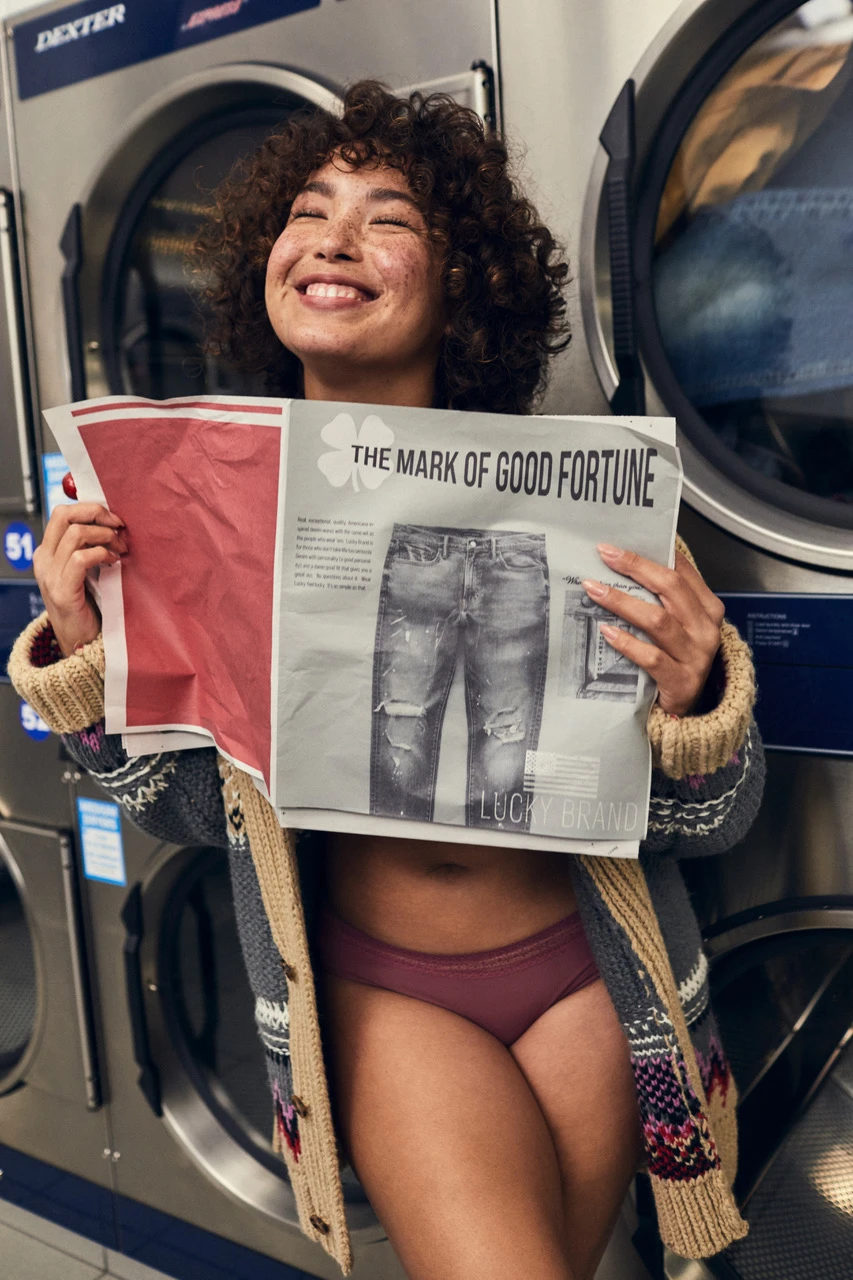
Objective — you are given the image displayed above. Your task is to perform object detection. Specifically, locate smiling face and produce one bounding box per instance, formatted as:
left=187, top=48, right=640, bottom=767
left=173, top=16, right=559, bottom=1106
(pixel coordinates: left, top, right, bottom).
left=264, top=157, right=447, bottom=405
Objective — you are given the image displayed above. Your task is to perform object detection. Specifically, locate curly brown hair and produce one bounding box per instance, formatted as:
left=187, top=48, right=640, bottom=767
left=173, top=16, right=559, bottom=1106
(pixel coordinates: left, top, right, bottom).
left=194, top=80, right=570, bottom=413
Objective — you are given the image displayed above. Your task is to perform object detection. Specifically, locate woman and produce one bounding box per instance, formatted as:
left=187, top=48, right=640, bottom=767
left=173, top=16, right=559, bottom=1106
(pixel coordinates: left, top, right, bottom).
left=11, top=83, right=764, bottom=1280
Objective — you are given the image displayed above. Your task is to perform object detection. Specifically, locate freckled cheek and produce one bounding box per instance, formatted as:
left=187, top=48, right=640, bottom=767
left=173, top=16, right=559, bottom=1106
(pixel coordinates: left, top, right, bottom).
left=377, top=246, right=442, bottom=318
left=266, top=235, right=302, bottom=289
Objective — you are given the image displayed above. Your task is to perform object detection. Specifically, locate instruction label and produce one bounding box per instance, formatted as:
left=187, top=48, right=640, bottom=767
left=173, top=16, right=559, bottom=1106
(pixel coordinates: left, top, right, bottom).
left=77, top=797, right=126, bottom=885
left=720, top=593, right=853, bottom=757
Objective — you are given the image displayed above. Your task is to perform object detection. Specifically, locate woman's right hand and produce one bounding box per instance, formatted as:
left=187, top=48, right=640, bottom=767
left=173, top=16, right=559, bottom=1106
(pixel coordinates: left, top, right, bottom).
left=33, top=503, right=128, bottom=658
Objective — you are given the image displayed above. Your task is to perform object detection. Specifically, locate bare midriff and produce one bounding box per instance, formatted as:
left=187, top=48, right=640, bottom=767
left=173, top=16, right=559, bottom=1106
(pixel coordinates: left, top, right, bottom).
left=324, top=833, right=579, bottom=954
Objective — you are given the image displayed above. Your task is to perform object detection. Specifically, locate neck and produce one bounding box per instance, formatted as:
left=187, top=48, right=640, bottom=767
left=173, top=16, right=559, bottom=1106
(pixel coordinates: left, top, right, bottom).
left=302, top=361, right=437, bottom=409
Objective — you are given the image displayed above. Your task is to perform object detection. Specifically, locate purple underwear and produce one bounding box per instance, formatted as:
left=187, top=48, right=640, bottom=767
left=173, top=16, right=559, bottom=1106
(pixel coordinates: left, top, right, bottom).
left=317, top=905, right=599, bottom=1046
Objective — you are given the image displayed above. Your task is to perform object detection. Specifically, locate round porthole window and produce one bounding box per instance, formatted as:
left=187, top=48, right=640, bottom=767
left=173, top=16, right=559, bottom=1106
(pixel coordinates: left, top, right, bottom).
left=102, top=103, right=299, bottom=401
left=0, top=857, right=36, bottom=1085
left=648, top=1, right=853, bottom=527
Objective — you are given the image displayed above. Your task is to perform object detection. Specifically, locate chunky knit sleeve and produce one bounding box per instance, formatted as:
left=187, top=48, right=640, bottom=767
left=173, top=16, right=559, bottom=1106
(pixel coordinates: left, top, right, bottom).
left=643, top=537, right=765, bottom=857
left=8, top=612, right=227, bottom=848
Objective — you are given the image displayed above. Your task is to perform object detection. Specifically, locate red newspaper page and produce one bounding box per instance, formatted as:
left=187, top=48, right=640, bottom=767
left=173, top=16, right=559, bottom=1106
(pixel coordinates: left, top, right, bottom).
left=60, top=398, right=285, bottom=781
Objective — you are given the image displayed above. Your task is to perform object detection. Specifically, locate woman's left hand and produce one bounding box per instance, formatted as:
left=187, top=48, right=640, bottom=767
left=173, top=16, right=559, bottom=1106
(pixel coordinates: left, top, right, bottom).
left=582, top=543, right=725, bottom=717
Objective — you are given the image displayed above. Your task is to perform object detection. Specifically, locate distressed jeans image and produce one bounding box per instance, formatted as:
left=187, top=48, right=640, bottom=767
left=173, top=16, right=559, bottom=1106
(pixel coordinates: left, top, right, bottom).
left=370, top=525, right=550, bottom=831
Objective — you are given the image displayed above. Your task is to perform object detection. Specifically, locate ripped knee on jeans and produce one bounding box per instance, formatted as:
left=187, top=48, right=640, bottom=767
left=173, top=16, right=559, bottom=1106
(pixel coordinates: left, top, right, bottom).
left=483, top=706, right=525, bottom=745
left=374, top=699, right=426, bottom=751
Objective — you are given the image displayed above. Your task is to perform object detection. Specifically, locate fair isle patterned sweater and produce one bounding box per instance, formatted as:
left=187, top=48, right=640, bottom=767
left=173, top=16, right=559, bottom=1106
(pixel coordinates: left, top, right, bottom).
left=10, top=604, right=764, bottom=1276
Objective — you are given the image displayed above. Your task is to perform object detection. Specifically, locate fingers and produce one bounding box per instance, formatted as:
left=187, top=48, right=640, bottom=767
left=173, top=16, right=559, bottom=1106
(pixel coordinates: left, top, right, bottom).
left=593, top=543, right=725, bottom=718
left=599, top=624, right=697, bottom=716
left=40, top=502, right=124, bottom=558
left=581, top=576, right=721, bottom=662
left=51, top=521, right=128, bottom=578
left=596, top=543, right=700, bottom=628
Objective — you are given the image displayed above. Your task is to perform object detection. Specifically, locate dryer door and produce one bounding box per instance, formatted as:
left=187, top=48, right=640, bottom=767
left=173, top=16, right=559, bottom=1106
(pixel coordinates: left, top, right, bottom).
left=583, top=0, right=853, bottom=569
left=0, top=821, right=109, bottom=1186
left=53, top=66, right=339, bottom=410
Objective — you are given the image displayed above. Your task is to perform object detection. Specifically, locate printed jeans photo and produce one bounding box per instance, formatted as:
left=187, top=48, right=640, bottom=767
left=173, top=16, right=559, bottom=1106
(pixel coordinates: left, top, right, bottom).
left=370, top=524, right=550, bottom=831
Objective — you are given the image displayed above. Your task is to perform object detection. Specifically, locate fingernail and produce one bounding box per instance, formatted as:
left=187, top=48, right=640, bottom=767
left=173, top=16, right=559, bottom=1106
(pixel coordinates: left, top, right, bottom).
left=597, top=543, right=622, bottom=559
left=582, top=578, right=607, bottom=599
left=599, top=624, right=620, bottom=642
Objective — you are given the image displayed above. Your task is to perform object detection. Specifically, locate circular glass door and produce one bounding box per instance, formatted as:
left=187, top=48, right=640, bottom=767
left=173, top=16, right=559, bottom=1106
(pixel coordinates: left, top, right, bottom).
left=0, top=857, right=36, bottom=1085
left=649, top=1, right=853, bottom=528
left=160, top=848, right=274, bottom=1156
left=584, top=0, right=853, bottom=564
left=101, top=96, right=306, bottom=399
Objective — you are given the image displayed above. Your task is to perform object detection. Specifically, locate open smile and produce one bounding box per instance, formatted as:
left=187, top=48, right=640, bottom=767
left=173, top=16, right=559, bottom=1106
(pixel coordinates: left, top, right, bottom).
left=295, top=275, right=378, bottom=308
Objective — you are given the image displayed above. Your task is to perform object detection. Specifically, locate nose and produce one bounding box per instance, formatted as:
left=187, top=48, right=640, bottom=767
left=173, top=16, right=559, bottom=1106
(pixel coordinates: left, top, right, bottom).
left=314, top=213, right=363, bottom=262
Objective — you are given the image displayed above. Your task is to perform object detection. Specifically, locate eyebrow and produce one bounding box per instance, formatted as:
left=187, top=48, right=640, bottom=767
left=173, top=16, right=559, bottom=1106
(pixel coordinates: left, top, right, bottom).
left=297, top=180, right=421, bottom=209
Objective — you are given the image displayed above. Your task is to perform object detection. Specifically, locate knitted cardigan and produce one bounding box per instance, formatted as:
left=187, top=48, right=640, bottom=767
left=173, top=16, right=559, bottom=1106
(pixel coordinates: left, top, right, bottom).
left=9, top=582, right=765, bottom=1275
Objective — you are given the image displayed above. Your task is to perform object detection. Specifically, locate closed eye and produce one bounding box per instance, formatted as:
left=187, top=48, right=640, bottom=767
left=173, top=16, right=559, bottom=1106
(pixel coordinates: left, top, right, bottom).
left=372, top=215, right=414, bottom=229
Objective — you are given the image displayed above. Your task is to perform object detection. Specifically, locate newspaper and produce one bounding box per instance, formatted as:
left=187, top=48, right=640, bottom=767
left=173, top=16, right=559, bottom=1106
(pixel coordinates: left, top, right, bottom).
left=44, top=396, right=683, bottom=859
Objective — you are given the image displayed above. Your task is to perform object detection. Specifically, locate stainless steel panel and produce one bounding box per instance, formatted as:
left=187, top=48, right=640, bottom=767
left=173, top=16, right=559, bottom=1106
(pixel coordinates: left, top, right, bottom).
left=0, top=32, right=38, bottom=515
left=0, top=683, right=74, bottom=828
left=0, top=820, right=111, bottom=1185
left=678, top=507, right=853, bottom=929
left=573, top=0, right=853, bottom=568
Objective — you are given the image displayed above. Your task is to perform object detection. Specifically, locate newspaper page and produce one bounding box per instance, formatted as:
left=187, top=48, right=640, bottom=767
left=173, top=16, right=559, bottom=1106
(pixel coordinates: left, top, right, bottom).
left=272, top=401, right=682, bottom=858
left=43, top=396, right=682, bottom=859
left=43, top=395, right=287, bottom=782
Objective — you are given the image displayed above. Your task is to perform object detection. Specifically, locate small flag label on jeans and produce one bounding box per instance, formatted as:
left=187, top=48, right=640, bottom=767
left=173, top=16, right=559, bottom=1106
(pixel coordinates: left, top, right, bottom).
left=524, top=752, right=600, bottom=798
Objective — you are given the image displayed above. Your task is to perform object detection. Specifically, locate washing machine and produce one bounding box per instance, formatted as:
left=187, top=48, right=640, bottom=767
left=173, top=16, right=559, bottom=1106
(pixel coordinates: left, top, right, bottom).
left=499, top=1, right=853, bottom=1276
left=0, top=1, right=498, bottom=1276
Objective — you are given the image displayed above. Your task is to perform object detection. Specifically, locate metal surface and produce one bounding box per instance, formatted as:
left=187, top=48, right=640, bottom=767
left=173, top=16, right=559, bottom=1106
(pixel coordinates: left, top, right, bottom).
left=575, top=0, right=853, bottom=568
left=58, top=831, right=101, bottom=1112
left=724, top=1039, right=853, bottom=1278
left=0, top=821, right=112, bottom=1186
left=0, top=190, right=35, bottom=512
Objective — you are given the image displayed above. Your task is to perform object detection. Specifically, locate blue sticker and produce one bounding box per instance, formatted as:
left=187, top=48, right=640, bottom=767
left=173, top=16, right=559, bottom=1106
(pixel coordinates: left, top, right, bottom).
left=42, top=452, right=74, bottom=518
left=19, top=700, right=51, bottom=740
left=4, top=522, right=36, bottom=572
left=13, top=0, right=320, bottom=100
left=720, top=593, right=853, bottom=757
left=77, top=797, right=126, bottom=885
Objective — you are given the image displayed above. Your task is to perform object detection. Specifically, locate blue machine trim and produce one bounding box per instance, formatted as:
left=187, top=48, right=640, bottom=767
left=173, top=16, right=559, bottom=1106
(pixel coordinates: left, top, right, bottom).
left=13, top=0, right=321, bottom=101
left=0, top=580, right=44, bottom=681
left=720, top=593, right=853, bottom=757
left=0, top=1142, right=318, bottom=1278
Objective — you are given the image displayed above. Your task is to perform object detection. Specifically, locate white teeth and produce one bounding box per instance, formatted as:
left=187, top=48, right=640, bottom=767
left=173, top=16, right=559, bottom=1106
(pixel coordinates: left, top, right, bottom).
left=304, top=282, right=367, bottom=299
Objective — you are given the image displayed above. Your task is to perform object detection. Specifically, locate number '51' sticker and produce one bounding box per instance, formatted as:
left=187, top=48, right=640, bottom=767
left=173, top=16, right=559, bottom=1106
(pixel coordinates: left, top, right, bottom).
left=5, top=522, right=36, bottom=571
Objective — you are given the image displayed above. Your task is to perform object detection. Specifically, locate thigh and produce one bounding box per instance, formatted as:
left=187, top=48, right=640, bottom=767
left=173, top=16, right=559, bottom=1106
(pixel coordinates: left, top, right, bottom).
left=320, top=971, right=573, bottom=1280
left=509, top=978, right=643, bottom=1280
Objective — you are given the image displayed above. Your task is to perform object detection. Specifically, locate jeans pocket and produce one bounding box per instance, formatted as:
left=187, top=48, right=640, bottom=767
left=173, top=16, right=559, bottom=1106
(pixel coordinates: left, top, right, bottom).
left=392, top=539, right=442, bottom=566
left=497, top=546, right=544, bottom=571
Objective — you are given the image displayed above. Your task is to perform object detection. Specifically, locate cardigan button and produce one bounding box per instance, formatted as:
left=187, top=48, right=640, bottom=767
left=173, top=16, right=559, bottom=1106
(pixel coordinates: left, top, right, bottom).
left=309, top=1214, right=330, bottom=1235
left=291, top=1094, right=309, bottom=1118
left=280, top=959, right=296, bottom=981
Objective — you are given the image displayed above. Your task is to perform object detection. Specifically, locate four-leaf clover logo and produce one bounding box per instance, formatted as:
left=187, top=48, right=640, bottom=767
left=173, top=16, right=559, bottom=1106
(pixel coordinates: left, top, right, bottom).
left=317, top=413, right=395, bottom=492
